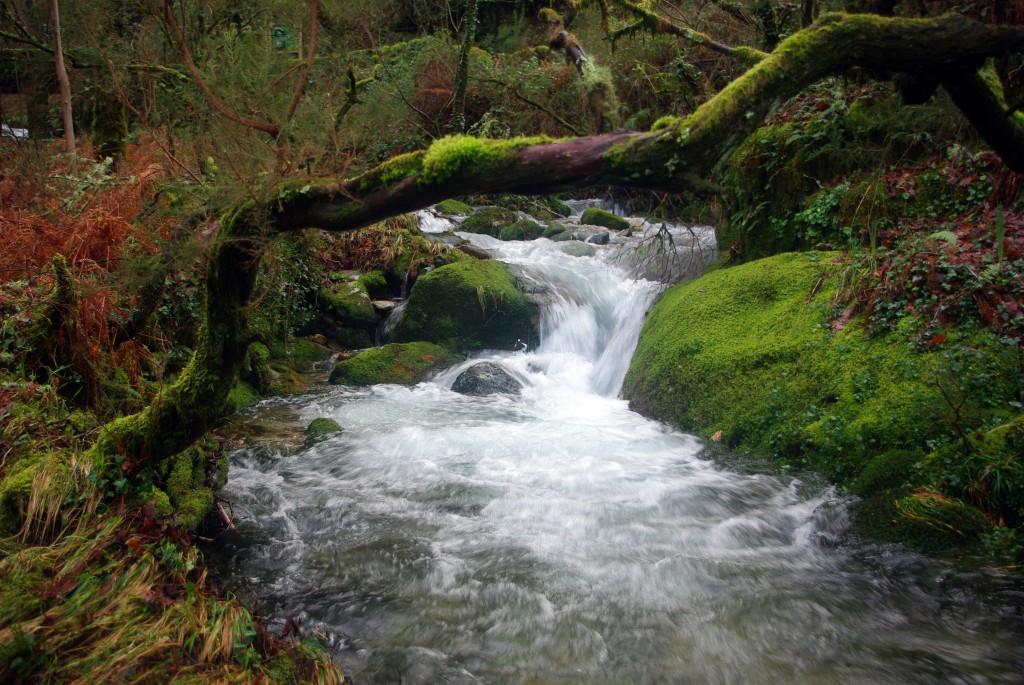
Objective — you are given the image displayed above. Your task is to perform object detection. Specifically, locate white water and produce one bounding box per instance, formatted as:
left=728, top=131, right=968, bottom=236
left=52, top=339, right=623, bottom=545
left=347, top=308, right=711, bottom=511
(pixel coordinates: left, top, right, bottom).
left=214, top=210, right=1024, bottom=684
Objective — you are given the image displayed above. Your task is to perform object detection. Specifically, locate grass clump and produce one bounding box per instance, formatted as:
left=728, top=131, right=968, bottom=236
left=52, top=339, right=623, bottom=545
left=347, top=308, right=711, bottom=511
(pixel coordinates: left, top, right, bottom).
left=0, top=463, right=343, bottom=684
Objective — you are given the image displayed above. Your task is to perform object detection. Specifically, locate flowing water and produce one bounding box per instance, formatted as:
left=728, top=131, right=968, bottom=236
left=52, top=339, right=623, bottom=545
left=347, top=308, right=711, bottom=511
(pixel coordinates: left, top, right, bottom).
left=213, top=208, right=1024, bottom=684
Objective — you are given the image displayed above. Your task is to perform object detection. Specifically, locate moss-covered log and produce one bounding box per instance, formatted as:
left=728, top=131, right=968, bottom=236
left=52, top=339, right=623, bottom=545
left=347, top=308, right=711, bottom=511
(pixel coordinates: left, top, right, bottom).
left=97, top=13, right=1024, bottom=468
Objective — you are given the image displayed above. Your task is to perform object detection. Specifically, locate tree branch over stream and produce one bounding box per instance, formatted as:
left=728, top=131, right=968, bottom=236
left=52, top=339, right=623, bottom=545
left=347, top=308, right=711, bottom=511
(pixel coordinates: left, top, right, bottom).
left=92, top=12, right=1024, bottom=468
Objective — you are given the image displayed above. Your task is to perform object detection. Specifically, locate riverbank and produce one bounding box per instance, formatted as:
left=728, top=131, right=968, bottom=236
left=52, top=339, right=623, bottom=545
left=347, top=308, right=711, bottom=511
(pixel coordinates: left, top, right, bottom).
left=624, top=250, right=1023, bottom=562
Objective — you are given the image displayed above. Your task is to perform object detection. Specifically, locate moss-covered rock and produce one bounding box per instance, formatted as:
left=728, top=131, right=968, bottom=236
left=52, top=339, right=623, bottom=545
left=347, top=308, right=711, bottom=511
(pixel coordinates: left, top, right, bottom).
left=358, top=270, right=390, bottom=300
left=329, top=342, right=458, bottom=386
left=498, top=219, right=544, bottom=241
left=435, top=199, right=474, bottom=215
left=459, top=207, right=517, bottom=237
left=392, top=260, right=538, bottom=351
left=317, top=277, right=378, bottom=348
left=623, top=252, right=1020, bottom=550
left=306, top=417, right=343, bottom=438
left=580, top=207, right=630, bottom=232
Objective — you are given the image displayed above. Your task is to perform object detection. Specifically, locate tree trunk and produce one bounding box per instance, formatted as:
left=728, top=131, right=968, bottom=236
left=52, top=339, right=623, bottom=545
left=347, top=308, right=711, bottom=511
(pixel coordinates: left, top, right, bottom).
left=49, top=0, right=75, bottom=156
left=450, top=0, right=480, bottom=133
left=94, top=12, right=1024, bottom=468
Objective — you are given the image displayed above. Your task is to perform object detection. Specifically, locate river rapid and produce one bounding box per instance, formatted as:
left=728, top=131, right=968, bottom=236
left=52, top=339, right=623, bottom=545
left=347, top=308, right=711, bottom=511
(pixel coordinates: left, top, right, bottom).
left=211, top=204, right=1024, bottom=684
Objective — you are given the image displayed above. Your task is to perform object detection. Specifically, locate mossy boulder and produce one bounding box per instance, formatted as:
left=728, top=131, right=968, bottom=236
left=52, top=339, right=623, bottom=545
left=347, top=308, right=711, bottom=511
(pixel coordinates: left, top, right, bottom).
left=580, top=207, right=629, bottom=232
left=435, top=199, right=474, bottom=215
left=623, top=252, right=1020, bottom=551
left=306, top=417, right=343, bottom=438
left=459, top=207, right=517, bottom=237
left=329, top=342, right=458, bottom=386
left=392, top=260, right=538, bottom=351
left=498, top=219, right=544, bottom=241
left=317, top=277, right=378, bottom=348
left=358, top=270, right=390, bottom=299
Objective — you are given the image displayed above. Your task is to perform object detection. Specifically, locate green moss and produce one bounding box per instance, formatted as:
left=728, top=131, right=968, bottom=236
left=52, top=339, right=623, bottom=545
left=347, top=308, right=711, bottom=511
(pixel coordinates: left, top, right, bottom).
left=228, top=380, right=260, bottom=413
left=419, top=135, right=553, bottom=187
left=306, top=417, right=342, bottom=437
left=269, top=338, right=328, bottom=373
left=318, top=277, right=378, bottom=349
left=393, top=260, right=538, bottom=351
left=240, top=342, right=272, bottom=393
left=0, top=456, right=43, bottom=536
left=268, top=364, right=308, bottom=395
left=624, top=251, right=1021, bottom=552
left=850, top=449, right=922, bottom=498
left=651, top=115, right=679, bottom=131
left=329, top=342, right=458, bottom=386
left=498, top=219, right=544, bottom=241
left=164, top=444, right=214, bottom=531
left=358, top=270, right=389, bottom=299
left=435, top=199, right=474, bottom=215
left=459, top=207, right=518, bottom=237
left=136, top=485, right=173, bottom=517
left=353, top=151, right=425, bottom=194
left=64, top=409, right=98, bottom=435
left=580, top=207, right=630, bottom=232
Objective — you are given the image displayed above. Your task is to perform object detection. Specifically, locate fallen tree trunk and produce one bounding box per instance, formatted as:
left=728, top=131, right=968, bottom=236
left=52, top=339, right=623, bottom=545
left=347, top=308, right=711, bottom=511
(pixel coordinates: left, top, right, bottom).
left=93, top=12, right=1024, bottom=468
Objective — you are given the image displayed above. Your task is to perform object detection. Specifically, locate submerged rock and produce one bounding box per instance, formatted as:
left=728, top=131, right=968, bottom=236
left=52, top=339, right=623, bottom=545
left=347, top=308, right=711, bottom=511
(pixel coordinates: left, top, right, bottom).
left=451, top=362, right=523, bottom=396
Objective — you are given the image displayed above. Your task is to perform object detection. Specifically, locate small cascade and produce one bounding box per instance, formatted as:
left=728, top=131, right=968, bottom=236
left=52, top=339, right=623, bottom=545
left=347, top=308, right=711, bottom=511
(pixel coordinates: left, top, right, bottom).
left=214, top=200, right=1024, bottom=685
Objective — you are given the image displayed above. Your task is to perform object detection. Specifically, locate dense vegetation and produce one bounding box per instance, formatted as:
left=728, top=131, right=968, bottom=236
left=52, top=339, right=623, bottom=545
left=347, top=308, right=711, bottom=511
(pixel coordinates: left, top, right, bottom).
left=2, top=1, right=1024, bottom=681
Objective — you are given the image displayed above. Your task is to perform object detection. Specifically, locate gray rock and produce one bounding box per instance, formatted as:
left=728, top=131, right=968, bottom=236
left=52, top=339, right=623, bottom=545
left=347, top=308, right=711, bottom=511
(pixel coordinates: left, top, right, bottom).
left=458, top=244, right=491, bottom=260
left=451, top=362, right=523, bottom=396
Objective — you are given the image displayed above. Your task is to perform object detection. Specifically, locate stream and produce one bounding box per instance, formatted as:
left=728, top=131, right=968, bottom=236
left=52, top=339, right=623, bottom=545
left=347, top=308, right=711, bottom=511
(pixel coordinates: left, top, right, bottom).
left=211, top=204, right=1024, bottom=684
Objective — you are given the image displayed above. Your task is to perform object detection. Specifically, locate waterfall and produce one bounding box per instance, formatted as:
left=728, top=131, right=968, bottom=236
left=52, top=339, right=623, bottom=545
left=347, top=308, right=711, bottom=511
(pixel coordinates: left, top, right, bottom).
left=213, top=202, right=1024, bottom=685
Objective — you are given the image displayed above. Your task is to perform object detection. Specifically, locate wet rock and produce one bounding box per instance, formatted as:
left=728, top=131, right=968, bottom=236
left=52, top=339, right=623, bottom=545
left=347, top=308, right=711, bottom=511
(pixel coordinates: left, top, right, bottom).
left=580, top=207, right=630, bottom=231
left=458, top=244, right=491, bottom=260
left=498, top=219, right=544, bottom=241
left=306, top=417, right=343, bottom=438
left=451, top=362, right=522, bottom=396
left=372, top=300, right=397, bottom=315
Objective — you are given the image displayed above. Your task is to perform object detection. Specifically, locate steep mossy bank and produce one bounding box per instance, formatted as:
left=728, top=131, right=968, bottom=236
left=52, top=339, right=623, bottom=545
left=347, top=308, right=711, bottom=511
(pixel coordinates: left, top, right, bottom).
left=624, top=253, right=1023, bottom=558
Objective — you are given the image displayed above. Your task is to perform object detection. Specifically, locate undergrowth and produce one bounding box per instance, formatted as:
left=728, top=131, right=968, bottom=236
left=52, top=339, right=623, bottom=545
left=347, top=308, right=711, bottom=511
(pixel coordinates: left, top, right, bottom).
left=0, top=459, right=343, bottom=683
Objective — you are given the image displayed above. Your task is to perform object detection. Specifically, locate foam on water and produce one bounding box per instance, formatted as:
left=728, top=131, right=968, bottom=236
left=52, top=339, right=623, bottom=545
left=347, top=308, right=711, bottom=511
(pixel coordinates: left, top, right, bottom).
left=214, top=205, right=1024, bottom=685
